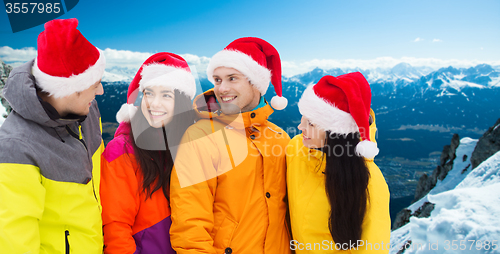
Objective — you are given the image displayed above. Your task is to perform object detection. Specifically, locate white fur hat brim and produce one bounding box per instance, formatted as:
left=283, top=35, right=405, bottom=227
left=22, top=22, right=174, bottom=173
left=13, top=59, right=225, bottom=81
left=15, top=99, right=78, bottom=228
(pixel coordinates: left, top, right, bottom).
left=298, top=85, right=359, bottom=134
left=32, top=49, right=106, bottom=98
left=206, top=49, right=271, bottom=95
left=140, top=64, right=196, bottom=100
left=298, top=85, right=379, bottom=158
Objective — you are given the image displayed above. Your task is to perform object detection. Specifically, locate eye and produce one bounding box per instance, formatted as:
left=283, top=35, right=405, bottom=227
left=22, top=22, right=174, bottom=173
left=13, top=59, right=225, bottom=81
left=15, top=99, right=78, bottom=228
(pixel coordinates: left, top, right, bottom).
left=163, top=93, right=173, bottom=98
left=214, top=78, right=221, bottom=83
left=229, top=77, right=236, bottom=81
left=308, top=121, right=314, bottom=127
left=144, top=91, right=153, bottom=97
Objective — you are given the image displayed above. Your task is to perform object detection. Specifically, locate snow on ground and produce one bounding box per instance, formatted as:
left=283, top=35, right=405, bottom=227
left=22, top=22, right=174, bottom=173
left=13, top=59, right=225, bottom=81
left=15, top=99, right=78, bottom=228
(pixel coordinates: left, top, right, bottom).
left=0, top=102, right=7, bottom=127
left=456, top=151, right=500, bottom=190
left=389, top=224, right=412, bottom=253
left=390, top=151, right=500, bottom=254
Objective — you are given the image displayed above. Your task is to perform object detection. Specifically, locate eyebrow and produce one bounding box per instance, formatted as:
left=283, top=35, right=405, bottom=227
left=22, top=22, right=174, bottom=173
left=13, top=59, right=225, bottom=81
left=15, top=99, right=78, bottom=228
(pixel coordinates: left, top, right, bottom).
left=144, top=88, right=174, bottom=94
left=213, top=73, right=241, bottom=78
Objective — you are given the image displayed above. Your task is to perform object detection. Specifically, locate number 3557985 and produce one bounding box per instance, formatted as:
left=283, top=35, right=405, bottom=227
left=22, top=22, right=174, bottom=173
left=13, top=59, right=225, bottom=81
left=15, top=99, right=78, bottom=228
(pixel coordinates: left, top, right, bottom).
left=5, top=3, right=61, bottom=14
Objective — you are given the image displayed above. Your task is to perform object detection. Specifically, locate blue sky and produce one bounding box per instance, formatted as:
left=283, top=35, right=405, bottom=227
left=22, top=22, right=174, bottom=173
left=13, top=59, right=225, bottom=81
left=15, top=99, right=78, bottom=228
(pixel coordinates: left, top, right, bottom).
left=1, top=0, right=499, bottom=75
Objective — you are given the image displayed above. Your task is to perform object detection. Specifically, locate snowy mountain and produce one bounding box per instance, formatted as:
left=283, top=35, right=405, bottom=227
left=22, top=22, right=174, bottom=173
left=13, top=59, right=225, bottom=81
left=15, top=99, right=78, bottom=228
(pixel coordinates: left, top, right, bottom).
left=96, top=63, right=500, bottom=198
left=390, top=119, right=500, bottom=254
left=283, top=63, right=435, bottom=86
left=269, top=64, right=500, bottom=159
left=102, top=66, right=138, bottom=82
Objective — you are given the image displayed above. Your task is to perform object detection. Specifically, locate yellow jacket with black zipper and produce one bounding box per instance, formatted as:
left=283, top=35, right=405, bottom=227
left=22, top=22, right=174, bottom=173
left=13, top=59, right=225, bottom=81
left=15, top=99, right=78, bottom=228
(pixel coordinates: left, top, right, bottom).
left=170, top=89, right=291, bottom=254
left=0, top=60, right=104, bottom=253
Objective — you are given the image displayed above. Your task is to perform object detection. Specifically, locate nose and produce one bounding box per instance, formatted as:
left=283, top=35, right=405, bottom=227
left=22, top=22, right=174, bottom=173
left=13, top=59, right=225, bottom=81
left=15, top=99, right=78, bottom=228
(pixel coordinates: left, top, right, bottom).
left=96, top=82, right=104, bottom=95
left=149, top=95, right=162, bottom=109
left=298, top=118, right=305, bottom=131
left=218, top=80, right=231, bottom=94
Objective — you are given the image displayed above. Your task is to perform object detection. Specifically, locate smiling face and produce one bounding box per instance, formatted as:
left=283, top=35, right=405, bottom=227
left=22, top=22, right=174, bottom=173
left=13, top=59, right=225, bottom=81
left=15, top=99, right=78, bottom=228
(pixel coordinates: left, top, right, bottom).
left=213, top=67, right=261, bottom=115
left=298, top=115, right=326, bottom=148
left=140, top=86, right=176, bottom=128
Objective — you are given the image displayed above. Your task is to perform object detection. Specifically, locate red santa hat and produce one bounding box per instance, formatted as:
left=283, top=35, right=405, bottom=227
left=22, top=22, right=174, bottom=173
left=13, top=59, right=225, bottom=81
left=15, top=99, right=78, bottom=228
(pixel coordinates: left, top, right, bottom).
left=116, top=52, right=196, bottom=123
left=298, top=72, right=379, bottom=159
left=32, top=18, right=106, bottom=98
left=206, top=37, right=288, bottom=110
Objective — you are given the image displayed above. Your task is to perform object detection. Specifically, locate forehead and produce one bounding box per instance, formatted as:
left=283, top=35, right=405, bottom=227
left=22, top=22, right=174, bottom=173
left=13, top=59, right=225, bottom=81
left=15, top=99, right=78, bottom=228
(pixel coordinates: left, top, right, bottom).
left=213, top=67, right=245, bottom=77
left=144, top=86, right=174, bottom=93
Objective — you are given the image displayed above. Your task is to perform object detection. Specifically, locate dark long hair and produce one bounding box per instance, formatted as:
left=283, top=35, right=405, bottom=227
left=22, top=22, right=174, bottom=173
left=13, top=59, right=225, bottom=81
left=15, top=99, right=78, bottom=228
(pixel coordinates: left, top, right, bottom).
left=323, top=131, right=370, bottom=247
left=128, top=90, right=197, bottom=201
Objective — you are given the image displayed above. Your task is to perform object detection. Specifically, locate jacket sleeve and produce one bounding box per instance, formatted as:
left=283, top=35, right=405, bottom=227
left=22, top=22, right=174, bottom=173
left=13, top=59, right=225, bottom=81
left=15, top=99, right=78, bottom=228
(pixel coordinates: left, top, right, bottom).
left=0, top=141, right=45, bottom=254
left=355, top=160, right=391, bottom=253
left=100, top=138, right=140, bottom=254
left=169, top=127, right=218, bottom=254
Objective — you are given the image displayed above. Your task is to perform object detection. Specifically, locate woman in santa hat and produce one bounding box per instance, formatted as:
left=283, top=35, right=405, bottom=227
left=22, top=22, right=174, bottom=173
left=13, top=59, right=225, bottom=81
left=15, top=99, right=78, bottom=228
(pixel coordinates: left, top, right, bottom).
left=286, top=73, right=391, bottom=253
left=100, top=52, right=197, bottom=253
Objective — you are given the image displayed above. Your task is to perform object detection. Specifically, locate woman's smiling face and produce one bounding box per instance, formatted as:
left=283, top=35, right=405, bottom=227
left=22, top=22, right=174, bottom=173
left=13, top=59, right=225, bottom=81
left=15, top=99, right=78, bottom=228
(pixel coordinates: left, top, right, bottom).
left=298, top=115, right=326, bottom=148
left=141, top=86, right=176, bottom=128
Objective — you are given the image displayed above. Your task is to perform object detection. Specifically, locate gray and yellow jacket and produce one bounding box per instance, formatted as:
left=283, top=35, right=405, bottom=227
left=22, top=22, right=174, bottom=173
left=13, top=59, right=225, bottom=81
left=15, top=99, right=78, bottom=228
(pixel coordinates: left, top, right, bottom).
left=0, top=60, right=104, bottom=253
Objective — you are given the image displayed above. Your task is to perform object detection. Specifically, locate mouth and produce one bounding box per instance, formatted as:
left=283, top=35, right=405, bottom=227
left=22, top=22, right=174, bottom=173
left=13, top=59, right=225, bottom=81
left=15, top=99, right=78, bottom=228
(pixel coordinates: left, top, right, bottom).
left=220, top=96, right=237, bottom=103
left=303, top=134, right=310, bottom=140
left=149, top=110, right=167, bottom=118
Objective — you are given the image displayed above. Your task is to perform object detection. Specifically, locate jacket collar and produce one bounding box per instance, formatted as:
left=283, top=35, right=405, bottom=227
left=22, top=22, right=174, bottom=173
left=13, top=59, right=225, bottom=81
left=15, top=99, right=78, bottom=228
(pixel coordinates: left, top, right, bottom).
left=38, top=94, right=87, bottom=123
left=295, top=134, right=326, bottom=175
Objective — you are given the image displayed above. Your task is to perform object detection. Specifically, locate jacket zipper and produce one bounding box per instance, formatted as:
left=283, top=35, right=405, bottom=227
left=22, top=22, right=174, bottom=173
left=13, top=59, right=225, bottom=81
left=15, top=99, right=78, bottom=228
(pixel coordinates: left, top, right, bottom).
left=65, top=230, right=70, bottom=254
left=65, top=125, right=88, bottom=151
left=65, top=124, right=99, bottom=204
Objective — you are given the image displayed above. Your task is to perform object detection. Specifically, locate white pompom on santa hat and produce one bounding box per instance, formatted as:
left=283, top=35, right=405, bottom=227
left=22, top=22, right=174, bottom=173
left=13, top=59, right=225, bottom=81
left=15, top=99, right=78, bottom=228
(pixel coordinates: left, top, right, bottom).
left=116, top=52, right=196, bottom=123
left=298, top=72, right=379, bottom=159
left=206, top=37, right=288, bottom=110
left=32, top=18, right=106, bottom=98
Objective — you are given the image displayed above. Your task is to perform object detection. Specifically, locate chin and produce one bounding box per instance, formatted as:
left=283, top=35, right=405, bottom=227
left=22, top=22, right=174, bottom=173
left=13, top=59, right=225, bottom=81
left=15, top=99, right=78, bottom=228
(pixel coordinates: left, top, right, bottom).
left=75, top=109, right=90, bottom=116
left=146, top=119, right=163, bottom=129
left=220, top=104, right=241, bottom=115
left=303, top=140, right=320, bottom=149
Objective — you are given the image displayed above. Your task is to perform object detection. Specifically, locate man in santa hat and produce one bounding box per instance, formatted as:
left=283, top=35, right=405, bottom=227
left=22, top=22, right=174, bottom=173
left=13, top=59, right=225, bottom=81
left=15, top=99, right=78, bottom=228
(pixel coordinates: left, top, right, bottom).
left=0, top=18, right=106, bottom=253
left=169, top=37, right=291, bottom=254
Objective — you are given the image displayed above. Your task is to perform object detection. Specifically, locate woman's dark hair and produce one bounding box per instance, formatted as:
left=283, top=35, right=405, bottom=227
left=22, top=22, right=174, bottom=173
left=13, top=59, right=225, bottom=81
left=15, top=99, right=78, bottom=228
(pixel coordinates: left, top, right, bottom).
left=128, top=90, right=197, bottom=201
left=323, top=131, right=370, bottom=248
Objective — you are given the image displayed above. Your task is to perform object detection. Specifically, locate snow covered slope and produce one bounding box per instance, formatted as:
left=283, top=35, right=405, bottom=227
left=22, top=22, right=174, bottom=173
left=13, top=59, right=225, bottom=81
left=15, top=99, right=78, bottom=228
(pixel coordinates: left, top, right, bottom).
left=0, top=102, right=6, bottom=127
left=390, top=148, right=500, bottom=254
